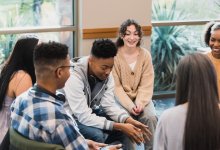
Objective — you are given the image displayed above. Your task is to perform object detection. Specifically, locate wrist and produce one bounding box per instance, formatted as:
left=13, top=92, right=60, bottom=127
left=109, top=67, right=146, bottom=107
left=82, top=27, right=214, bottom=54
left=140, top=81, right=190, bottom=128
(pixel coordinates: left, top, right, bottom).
left=125, top=117, right=135, bottom=124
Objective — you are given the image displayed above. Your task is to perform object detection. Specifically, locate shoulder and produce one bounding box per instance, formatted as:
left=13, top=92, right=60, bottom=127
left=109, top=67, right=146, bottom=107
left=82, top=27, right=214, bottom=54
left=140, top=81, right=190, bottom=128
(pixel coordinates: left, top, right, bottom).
left=12, top=70, right=32, bottom=81
left=140, top=47, right=152, bottom=59
left=159, top=104, right=187, bottom=125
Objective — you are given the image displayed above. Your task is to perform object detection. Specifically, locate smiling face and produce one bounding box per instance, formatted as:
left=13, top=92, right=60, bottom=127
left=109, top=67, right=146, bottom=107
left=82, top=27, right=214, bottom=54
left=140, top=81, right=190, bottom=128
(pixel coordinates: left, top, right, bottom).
left=209, top=29, right=220, bottom=59
left=88, top=56, right=114, bottom=81
left=121, top=24, right=140, bottom=48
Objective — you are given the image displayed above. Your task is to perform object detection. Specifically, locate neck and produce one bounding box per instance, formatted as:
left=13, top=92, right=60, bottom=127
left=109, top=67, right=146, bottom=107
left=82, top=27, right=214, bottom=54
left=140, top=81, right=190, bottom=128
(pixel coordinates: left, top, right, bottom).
left=36, top=80, right=57, bottom=94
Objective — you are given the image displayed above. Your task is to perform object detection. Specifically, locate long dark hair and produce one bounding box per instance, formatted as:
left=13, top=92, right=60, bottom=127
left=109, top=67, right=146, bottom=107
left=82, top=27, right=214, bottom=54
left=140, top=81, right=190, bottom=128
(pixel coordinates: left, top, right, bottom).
left=0, top=35, right=38, bottom=109
left=175, top=53, right=220, bottom=150
left=116, top=19, right=143, bottom=48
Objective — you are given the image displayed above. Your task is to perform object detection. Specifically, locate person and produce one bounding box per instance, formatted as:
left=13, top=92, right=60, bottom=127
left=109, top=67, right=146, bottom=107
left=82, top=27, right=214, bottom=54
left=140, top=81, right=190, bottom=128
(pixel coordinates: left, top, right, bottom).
left=112, top=19, right=157, bottom=150
left=10, top=41, right=121, bottom=150
left=0, top=35, right=38, bottom=144
left=63, top=39, right=152, bottom=149
left=153, top=53, right=220, bottom=150
left=204, top=21, right=220, bottom=97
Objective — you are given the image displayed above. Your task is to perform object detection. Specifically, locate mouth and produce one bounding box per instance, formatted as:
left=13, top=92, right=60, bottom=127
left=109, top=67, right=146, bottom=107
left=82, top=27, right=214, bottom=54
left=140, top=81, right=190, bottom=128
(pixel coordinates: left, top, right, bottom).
left=212, top=48, right=220, bottom=53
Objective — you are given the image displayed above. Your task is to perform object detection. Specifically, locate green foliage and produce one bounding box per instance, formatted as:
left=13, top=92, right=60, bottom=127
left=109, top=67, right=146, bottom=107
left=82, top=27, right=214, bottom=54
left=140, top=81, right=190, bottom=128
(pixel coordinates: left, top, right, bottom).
left=151, top=0, right=196, bottom=91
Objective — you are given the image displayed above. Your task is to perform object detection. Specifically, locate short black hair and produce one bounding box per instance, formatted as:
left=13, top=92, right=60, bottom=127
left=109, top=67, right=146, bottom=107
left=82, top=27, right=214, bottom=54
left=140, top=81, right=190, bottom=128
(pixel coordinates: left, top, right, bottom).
left=34, top=41, right=68, bottom=66
left=91, top=39, right=117, bottom=58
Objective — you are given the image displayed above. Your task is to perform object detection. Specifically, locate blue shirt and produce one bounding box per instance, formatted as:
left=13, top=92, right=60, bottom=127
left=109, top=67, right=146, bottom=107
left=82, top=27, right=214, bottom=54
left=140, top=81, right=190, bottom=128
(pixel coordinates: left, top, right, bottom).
left=10, top=85, right=88, bottom=150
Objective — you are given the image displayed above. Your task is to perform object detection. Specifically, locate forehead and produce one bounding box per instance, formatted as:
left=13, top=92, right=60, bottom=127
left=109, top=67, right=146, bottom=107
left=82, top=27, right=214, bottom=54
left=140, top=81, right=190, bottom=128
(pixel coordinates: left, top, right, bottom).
left=211, top=29, right=220, bottom=37
left=93, top=57, right=114, bottom=66
left=126, top=24, right=137, bottom=31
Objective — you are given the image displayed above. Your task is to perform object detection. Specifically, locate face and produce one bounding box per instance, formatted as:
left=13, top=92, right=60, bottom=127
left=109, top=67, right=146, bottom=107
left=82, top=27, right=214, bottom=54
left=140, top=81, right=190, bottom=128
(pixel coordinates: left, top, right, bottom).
left=56, top=55, right=71, bottom=89
left=209, top=29, right=220, bottom=59
left=89, top=56, right=114, bottom=81
left=122, top=24, right=140, bottom=48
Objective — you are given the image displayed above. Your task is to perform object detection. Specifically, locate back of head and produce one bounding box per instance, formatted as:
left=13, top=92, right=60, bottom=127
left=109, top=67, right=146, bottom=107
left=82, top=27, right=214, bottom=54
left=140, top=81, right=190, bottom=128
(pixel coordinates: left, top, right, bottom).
left=204, top=21, right=220, bottom=46
left=91, top=39, right=117, bottom=59
left=0, top=35, right=38, bottom=109
left=175, top=53, right=220, bottom=150
left=116, top=19, right=143, bottom=48
left=34, top=41, right=68, bottom=79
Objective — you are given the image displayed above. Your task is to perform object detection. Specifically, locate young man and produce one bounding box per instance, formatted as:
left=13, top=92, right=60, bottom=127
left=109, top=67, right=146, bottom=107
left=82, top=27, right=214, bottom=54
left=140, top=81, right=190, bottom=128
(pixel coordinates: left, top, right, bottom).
left=10, top=41, right=120, bottom=150
left=64, top=39, right=151, bottom=149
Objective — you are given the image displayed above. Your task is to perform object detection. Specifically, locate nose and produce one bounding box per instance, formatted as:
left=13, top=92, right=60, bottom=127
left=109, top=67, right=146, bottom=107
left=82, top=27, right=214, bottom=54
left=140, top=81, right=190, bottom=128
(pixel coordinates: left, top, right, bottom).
left=105, top=68, right=111, bottom=76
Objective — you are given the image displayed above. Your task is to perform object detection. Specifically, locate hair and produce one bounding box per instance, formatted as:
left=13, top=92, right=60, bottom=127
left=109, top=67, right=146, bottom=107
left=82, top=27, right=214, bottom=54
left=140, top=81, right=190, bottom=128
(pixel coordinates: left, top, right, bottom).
left=175, top=53, right=220, bottom=150
left=34, top=41, right=68, bottom=76
left=116, top=19, right=143, bottom=48
left=0, top=35, right=39, bottom=109
left=204, top=22, right=220, bottom=46
left=91, top=39, right=117, bottom=58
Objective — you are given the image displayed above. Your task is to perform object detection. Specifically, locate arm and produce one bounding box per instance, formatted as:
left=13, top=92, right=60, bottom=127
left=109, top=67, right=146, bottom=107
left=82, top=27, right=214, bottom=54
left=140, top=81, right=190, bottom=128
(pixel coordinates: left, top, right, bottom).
left=56, top=122, right=88, bottom=150
left=64, top=71, right=114, bottom=130
left=100, top=74, right=130, bottom=123
left=153, top=115, right=167, bottom=150
left=112, top=62, right=135, bottom=113
left=135, top=50, right=154, bottom=108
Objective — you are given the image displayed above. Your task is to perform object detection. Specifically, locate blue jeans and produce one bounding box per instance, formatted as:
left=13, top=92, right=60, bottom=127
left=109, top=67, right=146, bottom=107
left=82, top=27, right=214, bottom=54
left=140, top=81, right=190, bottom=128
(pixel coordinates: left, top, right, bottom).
left=76, top=121, right=135, bottom=150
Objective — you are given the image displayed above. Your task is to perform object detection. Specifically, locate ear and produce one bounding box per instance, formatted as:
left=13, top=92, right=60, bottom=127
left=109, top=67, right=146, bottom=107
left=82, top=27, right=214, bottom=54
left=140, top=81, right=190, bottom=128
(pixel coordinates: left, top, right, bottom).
left=55, top=67, right=62, bottom=79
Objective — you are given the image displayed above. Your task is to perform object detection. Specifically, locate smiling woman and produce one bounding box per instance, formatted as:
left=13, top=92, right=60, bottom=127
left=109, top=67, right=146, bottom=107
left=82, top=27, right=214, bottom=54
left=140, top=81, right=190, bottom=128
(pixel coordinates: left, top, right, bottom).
left=204, top=22, right=220, bottom=97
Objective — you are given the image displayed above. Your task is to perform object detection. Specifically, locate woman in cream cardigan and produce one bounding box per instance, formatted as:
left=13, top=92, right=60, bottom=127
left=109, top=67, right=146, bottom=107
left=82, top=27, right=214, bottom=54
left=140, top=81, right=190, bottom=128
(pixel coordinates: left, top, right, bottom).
left=112, top=19, right=157, bottom=150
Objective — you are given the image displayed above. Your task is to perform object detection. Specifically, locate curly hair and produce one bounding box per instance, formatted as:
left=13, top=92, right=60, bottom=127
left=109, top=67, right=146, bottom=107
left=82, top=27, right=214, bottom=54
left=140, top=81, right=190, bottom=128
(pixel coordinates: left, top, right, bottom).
left=116, top=19, right=143, bottom=48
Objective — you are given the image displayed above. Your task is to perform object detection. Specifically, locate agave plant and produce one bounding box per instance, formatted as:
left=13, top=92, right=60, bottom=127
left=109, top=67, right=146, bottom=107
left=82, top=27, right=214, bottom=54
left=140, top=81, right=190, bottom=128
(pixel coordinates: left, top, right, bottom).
left=151, top=0, right=195, bottom=91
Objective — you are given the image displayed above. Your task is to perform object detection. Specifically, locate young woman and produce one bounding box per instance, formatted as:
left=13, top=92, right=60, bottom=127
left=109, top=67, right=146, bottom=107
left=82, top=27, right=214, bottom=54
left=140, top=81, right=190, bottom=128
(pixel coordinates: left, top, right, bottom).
left=0, top=35, right=38, bottom=143
left=112, top=19, right=157, bottom=150
left=204, top=22, right=220, bottom=97
left=154, top=53, right=220, bottom=150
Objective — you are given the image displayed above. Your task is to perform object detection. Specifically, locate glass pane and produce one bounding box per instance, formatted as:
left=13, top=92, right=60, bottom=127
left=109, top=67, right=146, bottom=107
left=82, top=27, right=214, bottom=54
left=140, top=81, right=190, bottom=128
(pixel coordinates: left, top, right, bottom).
left=152, top=0, right=220, bottom=21
left=0, top=0, right=73, bottom=28
left=151, top=25, right=210, bottom=91
left=0, top=32, right=74, bottom=64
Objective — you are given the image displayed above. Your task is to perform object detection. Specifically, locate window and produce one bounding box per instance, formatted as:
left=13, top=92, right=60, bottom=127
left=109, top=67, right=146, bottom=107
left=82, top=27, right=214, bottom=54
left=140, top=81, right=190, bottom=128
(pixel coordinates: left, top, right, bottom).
left=151, top=0, right=220, bottom=92
left=0, top=0, right=77, bottom=64
left=151, top=0, right=220, bottom=114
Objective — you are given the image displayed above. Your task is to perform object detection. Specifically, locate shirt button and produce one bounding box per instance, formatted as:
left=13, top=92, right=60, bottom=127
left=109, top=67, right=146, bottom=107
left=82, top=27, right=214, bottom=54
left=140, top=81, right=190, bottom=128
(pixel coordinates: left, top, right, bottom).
left=131, top=72, right=134, bottom=75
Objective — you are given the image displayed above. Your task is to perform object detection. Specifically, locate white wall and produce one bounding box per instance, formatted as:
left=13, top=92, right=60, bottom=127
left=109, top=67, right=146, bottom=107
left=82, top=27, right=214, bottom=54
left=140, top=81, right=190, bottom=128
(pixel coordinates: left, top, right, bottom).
left=78, top=0, right=152, bottom=56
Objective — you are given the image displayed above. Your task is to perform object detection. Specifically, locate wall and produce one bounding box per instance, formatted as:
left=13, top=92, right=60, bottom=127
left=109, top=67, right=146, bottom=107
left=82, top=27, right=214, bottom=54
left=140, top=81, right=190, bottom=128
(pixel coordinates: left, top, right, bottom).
left=78, top=0, right=152, bottom=56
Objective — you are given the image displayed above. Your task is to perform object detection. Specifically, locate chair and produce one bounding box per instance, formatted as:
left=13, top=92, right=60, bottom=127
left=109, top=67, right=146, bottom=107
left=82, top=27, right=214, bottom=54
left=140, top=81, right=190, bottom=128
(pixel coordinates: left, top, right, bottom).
left=9, top=127, right=64, bottom=150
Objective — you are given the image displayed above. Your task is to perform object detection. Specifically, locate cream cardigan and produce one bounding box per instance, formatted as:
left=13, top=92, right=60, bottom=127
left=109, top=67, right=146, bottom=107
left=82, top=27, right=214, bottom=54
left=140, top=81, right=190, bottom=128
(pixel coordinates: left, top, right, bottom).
left=112, top=48, right=154, bottom=112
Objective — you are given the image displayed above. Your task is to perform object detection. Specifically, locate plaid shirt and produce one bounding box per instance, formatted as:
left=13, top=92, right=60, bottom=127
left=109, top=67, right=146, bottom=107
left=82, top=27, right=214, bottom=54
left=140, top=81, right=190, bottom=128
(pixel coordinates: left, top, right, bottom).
left=10, top=86, right=88, bottom=150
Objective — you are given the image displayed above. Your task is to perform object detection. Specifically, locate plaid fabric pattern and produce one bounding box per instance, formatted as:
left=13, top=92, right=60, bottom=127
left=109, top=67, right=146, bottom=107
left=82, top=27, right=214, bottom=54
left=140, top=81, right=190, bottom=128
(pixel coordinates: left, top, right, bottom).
left=10, top=86, right=88, bottom=150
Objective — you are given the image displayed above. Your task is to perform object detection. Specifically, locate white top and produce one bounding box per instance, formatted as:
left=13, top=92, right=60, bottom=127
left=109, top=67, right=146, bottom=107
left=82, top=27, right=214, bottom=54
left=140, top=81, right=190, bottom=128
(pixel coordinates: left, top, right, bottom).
left=129, top=61, right=136, bottom=71
left=153, top=104, right=187, bottom=150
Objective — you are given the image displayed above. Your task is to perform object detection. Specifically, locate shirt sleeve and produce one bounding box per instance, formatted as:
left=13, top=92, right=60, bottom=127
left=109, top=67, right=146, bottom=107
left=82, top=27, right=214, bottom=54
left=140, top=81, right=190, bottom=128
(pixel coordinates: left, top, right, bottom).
left=136, top=50, right=154, bottom=107
left=112, top=58, right=136, bottom=112
left=55, top=121, right=88, bottom=150
left=153, top=112, right=168, bottom=150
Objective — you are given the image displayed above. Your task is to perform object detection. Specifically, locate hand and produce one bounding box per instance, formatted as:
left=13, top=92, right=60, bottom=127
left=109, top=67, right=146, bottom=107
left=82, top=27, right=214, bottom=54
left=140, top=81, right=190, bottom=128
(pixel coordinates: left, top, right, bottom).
left=120, top=123, right=144, bottom=144
left=86, top=139, right=107, bottom=150
left=132, top=104, right=143, bottom=116
left=126, top=118, right=152, bottom=143
left=106, top=144, right=122, bottom=150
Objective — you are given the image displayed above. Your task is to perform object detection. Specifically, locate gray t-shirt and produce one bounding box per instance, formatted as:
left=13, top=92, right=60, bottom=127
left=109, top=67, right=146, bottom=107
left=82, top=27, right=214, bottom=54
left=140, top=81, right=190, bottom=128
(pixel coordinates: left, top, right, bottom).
left=153, top=104, right=187, bottom=150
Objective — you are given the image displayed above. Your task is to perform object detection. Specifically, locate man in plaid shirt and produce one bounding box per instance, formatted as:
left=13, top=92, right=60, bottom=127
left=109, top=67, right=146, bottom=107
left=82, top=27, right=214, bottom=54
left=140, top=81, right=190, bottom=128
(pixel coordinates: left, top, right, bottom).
left=10, top=42, right=121, bottom=150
